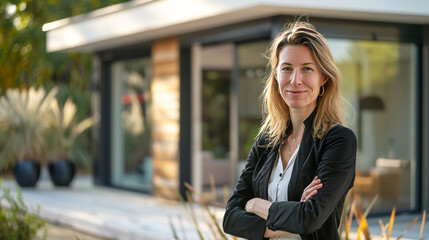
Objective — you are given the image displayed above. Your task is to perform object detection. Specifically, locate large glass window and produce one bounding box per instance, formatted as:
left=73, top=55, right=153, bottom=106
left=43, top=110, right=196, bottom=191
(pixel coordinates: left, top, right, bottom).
left=202, top=69, right=231, bottom=159
left=111, top=57, right=152, bottom=191
left=197, top=37, right=418, bottom=213
left=199, top=41, right=270, bottom=197
left=328, top=39, right=417, bottom=212
left=200, top=41, right=269, bottom=162
left=200, top=44, right=233, bottom=191
left=237, top=41, right=270, bottom=161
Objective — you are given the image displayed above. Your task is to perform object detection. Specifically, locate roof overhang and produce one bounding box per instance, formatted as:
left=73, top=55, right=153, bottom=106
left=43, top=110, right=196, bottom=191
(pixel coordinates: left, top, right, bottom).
left=43, top=0, right=429, bottom=53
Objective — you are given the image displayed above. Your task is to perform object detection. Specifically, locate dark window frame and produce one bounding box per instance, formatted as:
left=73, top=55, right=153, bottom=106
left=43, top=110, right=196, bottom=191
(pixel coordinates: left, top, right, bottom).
left=96, top=42, right=152, bottom=194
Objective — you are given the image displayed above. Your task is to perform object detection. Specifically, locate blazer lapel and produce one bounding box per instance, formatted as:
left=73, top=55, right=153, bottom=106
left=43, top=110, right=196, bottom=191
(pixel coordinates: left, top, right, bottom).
left=259, top=122, right=293, bottom=200
left=288, top=128, right=314, bottom=201
left=258, top=144, right=279, bottom=200
left=288, top=107, right=317, bottom=201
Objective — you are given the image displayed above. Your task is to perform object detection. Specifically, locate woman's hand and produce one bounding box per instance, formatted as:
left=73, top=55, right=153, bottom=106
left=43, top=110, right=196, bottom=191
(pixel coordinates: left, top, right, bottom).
left=301, top=176, right=323, bottom=202
left=245, top=198, right=272, bottom=220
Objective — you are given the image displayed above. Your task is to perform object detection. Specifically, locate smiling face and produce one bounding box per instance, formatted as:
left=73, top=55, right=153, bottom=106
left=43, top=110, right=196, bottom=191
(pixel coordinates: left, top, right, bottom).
left=276, top=45, right=326, bottom=115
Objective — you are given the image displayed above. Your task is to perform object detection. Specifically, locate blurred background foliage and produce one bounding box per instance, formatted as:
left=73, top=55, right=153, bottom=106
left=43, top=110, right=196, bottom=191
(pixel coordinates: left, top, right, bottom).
left=0, top=0, right=129, bottom=90
left=0, top=0, right=130, bottom=171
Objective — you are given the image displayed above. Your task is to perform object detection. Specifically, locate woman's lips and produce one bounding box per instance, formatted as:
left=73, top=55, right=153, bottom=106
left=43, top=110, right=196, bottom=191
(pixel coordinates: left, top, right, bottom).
left=286, top=90, right=307, bottom=96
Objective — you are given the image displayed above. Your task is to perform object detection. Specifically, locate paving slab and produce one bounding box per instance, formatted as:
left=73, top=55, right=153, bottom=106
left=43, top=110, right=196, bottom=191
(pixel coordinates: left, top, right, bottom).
left=43, top=222, right=107, bottom=240
left=1, top=175, right=428, bottom=240
left=1, top=175, right=223, bottom=240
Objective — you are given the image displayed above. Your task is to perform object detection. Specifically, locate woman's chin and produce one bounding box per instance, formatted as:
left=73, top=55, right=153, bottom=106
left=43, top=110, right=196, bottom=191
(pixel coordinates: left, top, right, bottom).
left=286, top=101, right=317, bottom=111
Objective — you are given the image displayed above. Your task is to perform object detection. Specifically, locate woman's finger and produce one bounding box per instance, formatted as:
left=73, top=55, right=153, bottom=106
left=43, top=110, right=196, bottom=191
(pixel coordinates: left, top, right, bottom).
left=303, top=177, right=320, bottom=192
left=301, top=183, right=322, bottom=201
left=302, top=189, right=318, bottom=202
left=301, top=177, right=323, bottom=202
left=306, top=183, right=323, bottom=195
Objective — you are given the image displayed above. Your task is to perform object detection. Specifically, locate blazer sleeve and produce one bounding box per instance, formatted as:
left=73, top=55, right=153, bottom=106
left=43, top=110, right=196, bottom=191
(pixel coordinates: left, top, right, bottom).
left=266, top=126, right=357, bottom=234
left=223, top=136, right=268, bottom=240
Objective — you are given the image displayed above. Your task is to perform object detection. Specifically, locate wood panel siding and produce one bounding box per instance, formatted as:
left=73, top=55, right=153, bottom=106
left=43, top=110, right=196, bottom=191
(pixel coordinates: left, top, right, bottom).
left=151, top=37, right=180, bottom=199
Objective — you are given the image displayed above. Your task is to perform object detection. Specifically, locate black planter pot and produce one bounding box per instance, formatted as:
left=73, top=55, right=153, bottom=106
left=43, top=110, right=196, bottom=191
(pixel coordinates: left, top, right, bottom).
left=13, top=160, right=41, bottom=187
left=48, top=160, right=76, bottom=187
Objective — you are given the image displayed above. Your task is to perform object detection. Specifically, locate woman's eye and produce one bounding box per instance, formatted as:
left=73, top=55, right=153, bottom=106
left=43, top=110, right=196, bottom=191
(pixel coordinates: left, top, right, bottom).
left=282, top=67, right=292, bottom=71
left=304, top=67, right=313, bottom=71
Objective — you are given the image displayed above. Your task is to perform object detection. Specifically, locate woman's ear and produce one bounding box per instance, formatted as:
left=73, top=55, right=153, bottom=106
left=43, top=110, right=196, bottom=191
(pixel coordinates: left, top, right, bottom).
left=322, top=75, right=328, bottom=85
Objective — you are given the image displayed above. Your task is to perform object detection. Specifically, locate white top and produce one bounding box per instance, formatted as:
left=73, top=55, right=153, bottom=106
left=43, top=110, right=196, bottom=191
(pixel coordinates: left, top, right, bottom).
left=268, top=145, right=302, bottom=240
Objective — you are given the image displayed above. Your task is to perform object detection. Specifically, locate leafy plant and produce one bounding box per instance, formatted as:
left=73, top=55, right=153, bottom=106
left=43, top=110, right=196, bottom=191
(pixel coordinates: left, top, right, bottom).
left=52, top=84, right=94, bottom=170
left=0, top=179, right=47, bottom=240
left=45, top=97, right=94, bottom=161
left=0, top=87, right=58, bottom=170
left=0, top=0, right=130, bottom=90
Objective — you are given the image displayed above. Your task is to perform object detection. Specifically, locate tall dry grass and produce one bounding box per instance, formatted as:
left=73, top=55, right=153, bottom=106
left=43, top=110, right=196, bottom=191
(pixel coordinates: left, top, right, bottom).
left=340, top=194, right=427, bottom=240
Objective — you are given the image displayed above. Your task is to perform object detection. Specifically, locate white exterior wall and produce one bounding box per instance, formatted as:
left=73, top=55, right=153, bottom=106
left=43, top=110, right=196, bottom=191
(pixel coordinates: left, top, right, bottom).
left=43, top=0, right=429, bottom=52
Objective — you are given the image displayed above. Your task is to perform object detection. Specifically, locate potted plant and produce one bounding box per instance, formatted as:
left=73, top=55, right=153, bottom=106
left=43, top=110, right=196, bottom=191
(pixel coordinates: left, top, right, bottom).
left=0, top=87, right=58, bottom=187
left=45, top=98, right=94, bottom=186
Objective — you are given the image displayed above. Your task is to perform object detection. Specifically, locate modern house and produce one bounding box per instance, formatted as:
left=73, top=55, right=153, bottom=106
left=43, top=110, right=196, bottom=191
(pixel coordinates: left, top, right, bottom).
left=43, top=0, right=429, bottom=214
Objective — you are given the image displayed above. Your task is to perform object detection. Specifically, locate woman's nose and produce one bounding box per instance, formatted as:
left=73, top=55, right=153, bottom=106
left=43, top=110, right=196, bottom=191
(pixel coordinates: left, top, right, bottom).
left=290, top=70, right=302, bottom=86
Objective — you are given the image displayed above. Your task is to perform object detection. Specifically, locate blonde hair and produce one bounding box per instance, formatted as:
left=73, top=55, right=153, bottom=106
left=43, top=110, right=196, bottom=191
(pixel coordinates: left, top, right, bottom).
left=259, top=20, right=343, bottom=145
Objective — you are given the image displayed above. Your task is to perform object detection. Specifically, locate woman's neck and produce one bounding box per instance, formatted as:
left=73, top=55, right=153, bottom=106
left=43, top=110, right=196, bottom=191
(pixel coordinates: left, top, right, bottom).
left=289, top=106, right=316, bottom=138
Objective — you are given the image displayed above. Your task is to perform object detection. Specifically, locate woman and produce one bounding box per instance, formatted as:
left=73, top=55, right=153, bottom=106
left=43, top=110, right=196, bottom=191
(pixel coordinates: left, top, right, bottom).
left=222, top=20, right=357, bottom=240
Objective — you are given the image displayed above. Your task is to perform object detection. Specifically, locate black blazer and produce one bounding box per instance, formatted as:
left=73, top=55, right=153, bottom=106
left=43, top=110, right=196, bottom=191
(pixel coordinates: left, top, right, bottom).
left=223, top=109, right=357, bottom=240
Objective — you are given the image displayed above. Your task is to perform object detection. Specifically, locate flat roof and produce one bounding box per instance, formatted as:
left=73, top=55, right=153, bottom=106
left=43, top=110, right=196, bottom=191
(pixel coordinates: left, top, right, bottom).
left=43, top=0, right=429, bottom=52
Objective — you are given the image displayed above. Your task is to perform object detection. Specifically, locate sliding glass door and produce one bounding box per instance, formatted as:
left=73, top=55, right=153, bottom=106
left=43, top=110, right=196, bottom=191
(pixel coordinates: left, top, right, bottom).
left=111, top=57, right=152, bottom=192
left=193, top=31, right=419, bottom=214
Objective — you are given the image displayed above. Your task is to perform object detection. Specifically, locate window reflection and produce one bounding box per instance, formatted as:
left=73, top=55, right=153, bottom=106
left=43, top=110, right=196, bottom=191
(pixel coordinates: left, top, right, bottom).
left=200, top=44, right=234, bottom=195
left=202, top=70, right=230, bottom=159
left=111, top=57, right=152, bottom=192
left=328, top=39, right=417, bottom=212
left=198, top=39, right=417, bottom=212
left=238, top=41, right=269, bottom=161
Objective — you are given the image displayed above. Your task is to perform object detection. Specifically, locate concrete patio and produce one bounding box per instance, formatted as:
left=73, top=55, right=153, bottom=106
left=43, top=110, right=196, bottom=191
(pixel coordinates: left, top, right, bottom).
left=1, top=174, right=223, bottom=240
left=1, top=174, right=428, bottom=240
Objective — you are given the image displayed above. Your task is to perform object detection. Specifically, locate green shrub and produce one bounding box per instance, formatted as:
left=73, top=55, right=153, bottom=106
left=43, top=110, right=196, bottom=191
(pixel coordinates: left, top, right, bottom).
left=0, top=179, right=46, bottom=240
